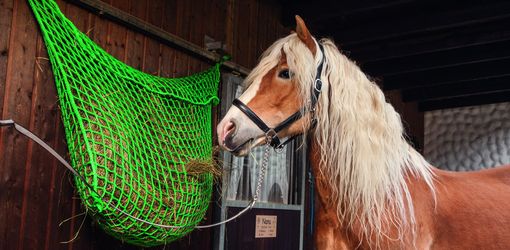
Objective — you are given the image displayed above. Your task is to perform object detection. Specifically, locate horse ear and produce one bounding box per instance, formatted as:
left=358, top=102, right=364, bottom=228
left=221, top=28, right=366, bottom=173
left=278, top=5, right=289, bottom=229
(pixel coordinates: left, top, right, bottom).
left=295, top=15, right=317, bottom=55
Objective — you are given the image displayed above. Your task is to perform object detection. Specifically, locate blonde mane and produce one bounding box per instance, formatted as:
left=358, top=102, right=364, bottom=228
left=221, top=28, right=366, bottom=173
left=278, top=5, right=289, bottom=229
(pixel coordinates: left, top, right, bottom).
left=245, top=34, right=435, bottom=245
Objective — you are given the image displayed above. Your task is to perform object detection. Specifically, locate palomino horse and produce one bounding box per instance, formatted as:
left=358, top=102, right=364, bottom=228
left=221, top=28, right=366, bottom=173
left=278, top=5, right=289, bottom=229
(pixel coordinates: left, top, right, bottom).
left=217, top=16, right=510, bottom=249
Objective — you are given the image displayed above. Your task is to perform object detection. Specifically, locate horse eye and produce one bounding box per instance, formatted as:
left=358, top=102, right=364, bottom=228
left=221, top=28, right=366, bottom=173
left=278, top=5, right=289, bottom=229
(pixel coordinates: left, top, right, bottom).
left=278, top=69, right=291, bottom=79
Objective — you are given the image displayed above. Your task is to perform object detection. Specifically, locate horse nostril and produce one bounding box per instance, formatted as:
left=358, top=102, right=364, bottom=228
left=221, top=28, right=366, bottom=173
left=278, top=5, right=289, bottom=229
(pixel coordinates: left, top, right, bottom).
left=223, top=121, right=236, bottom=141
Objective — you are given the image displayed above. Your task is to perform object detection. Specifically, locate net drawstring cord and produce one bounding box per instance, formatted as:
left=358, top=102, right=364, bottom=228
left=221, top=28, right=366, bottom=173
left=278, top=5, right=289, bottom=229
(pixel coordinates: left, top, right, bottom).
left=0, top=119, right=269, bottom=229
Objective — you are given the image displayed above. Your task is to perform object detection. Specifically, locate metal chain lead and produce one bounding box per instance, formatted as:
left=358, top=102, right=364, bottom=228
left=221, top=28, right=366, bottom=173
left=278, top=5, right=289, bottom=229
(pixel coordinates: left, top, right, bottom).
left=253, top=141, right=271, bottom=202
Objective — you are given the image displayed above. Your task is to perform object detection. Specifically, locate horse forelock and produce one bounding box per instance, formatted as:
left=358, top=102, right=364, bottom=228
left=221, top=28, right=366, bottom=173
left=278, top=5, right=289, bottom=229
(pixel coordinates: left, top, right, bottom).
left=252, top=34, right=436, bottom=246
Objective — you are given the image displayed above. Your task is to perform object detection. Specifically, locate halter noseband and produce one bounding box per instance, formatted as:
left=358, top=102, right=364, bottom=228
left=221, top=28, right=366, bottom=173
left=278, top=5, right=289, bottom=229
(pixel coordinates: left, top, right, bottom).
left=232, top=43, right=326, bottom=150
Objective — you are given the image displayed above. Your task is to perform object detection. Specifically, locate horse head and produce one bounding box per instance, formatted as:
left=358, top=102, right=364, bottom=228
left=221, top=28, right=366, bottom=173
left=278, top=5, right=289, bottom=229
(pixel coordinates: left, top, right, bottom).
left=217, top=16, right=323, bottom=156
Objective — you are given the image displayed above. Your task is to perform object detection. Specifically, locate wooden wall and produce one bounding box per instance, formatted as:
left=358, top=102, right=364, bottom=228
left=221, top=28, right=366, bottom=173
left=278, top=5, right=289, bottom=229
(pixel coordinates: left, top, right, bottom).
left=0, top=0, right=289, bottom=249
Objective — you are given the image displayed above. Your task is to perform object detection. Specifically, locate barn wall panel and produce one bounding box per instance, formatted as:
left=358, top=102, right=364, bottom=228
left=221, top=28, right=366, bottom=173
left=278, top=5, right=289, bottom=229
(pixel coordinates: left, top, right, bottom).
left=0, top=0, right=288, bottom=249
left=124, top=0, right=146, bottom=71
left=0, top=0, right=39, bottom=248
left=0, top=0, right=14, bottom=115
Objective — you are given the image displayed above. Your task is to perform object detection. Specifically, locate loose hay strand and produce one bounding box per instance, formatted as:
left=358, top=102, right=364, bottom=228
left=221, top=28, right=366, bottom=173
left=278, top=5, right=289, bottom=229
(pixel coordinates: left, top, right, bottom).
left=185, top=146, right=223, bottom=182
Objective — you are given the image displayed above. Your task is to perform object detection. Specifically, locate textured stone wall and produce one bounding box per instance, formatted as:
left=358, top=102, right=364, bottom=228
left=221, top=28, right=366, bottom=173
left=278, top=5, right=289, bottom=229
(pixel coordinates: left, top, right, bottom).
left=424, top=102, right=510, bottom=171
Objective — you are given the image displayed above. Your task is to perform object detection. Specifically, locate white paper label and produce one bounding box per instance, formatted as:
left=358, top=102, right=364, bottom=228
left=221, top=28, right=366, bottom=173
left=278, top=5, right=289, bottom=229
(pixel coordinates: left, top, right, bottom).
left=255, top=215, right=277, bottom=238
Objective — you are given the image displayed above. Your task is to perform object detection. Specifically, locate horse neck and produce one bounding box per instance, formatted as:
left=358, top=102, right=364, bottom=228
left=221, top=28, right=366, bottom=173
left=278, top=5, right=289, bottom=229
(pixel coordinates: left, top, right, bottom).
left=308, top=138, right=333, bottom=206
left=308, top=138, right=367, bottom=247
left=308, top=137, right=435, bottom=248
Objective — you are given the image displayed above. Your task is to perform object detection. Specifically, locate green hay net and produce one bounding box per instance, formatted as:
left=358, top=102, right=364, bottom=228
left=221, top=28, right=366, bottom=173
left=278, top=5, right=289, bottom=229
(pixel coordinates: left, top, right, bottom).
left=29, top=0, right=220, bottom=246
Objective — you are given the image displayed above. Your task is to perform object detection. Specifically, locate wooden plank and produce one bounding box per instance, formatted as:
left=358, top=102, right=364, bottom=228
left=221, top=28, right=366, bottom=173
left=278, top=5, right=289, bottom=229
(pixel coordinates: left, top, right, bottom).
left=0, top=0, right=14, bottom=116
left=45, top=109, right=73, bottom=250
left=0, top=0, right=39, bottom=248
left=0, top=0, right=13, bottom=249
left=198, top=0, right=213, bottom=82
left=143, top=0, right=163, bottom=75
left=19, top=32, right=60, bottom=250
left=263, top=2, right=274, bottom=58
left=44, top=124, right=77, bottom=250
left=246, top=0, right=259, bottom=67
left=255, top=1, right=269, bottom=63
left=198, top=0, right=209, bottom=72
left=38, top=67, right=59, bottom=247
left=172, top=0, right=189, bottom=77
left=106, top=0, right=128, bottom=60
left=170, top=0, right=185, bottom=78
left=202, top=0, right=217, bottom=72
left=182, top=0, right=193, bottom=76
left=71, top=0, right=250, bottom=75
left=235, top=0, right=250, bottom=67
left=229, top=0, right=240, bottom=66
left=87, top=1, right=110, bottom=48
left=224, top=0, right=235, bottom=56
left=203, top=0, right=226, bottom=71
left=269, top=2, right=280, bottom=51
left=124, top=0, right=146, bottom=70
left=188, top=0, right=204, bottom=75
left=159, top=0, right=177, bottom=77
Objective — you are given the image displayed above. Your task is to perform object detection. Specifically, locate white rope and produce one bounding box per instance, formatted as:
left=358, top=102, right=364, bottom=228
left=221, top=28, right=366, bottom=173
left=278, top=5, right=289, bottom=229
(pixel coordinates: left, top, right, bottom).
left=0, top=119, right=270, bottom=229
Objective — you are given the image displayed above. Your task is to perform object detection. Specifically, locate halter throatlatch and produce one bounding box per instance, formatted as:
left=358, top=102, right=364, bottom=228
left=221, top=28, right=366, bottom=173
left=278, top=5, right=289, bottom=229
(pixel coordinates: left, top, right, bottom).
left=233, top=43, right=326, bottom=150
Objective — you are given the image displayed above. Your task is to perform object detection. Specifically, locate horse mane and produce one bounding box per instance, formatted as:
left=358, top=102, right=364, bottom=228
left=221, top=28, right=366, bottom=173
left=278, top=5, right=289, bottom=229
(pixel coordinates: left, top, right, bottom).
left=245, top=34, right=436, bottom=245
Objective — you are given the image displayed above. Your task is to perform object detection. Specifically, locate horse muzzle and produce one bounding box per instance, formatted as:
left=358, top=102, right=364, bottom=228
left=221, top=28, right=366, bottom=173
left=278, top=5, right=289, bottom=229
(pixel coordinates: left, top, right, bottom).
left=218, top=119, right=266, bottom=156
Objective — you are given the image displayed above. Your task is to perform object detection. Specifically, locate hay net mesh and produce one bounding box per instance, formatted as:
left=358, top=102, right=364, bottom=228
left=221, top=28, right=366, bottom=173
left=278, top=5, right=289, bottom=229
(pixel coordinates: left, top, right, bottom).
left=29, top=0, right=221, bottom=246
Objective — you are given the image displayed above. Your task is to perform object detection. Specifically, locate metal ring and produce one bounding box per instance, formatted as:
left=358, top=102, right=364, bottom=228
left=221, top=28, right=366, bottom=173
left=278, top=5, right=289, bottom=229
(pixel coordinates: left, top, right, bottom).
left=314, top=79, right=322, bottom=92
left=274, top=145, right=285, bottom=154
left=265, top=129, right=277, bottom=139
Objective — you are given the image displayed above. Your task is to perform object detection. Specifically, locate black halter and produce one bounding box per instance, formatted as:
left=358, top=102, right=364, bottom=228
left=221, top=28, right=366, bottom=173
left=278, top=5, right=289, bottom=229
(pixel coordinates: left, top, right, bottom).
left=232, top=43, right=325, bottom=150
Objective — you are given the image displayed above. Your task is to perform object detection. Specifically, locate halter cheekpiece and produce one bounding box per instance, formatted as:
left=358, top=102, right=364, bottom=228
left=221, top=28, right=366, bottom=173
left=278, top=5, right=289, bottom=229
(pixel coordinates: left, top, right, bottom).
left=232, top=43, right=326, bottom=150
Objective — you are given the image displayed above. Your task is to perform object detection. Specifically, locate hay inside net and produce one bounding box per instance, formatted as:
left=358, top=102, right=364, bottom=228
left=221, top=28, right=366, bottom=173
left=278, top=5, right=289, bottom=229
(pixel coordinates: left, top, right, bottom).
left=29, top=0, right=221, bottom=246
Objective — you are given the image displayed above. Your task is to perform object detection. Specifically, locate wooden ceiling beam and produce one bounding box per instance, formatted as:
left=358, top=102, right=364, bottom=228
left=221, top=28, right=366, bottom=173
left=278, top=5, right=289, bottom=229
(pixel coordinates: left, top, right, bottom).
left=418, top=91, right=510, bottom=111
left=346, top=21, right=510, bottom=62
left=325, top=1, right=510, bottom=47
left=361, top=39, right=510, bottom=76
left=402, top=75, right=510, bottom=102
left=382, top=57, right=510, bottom=90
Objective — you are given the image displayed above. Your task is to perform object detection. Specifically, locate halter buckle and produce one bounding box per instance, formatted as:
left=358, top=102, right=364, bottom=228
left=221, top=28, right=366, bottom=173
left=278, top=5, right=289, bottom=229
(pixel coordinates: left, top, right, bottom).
left=265, top=129, right=277, bottom=142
